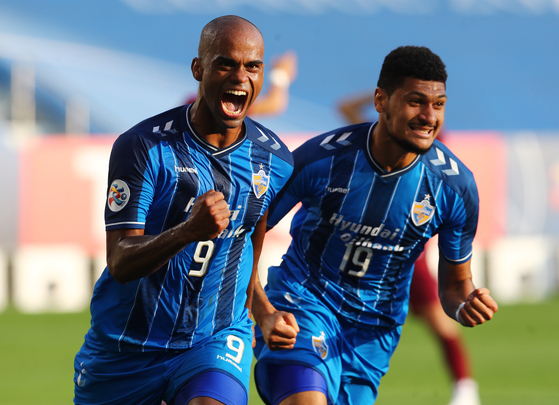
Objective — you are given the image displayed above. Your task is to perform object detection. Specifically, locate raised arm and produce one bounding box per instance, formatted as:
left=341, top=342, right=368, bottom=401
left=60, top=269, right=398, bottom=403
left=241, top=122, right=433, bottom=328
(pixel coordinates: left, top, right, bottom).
left=107, top=190, right=230, bottom=284
left=437, top=253, right=498, bottom=327
left=337, top=91, right=376, bottom=124
left=248, top=50, right=298, bottom=117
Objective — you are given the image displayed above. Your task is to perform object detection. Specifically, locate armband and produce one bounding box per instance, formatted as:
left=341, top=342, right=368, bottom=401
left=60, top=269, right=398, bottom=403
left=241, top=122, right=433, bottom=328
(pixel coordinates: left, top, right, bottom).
left=455, top=302, right=466, bottom=323
left=269, top=68, right=291, bottom=88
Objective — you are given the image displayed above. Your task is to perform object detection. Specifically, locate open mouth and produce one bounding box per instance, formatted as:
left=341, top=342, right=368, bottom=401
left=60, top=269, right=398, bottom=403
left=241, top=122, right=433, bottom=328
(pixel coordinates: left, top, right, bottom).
left=222, top=90, right=248, bottom=117
left=409, top=124, right=435, bottom=137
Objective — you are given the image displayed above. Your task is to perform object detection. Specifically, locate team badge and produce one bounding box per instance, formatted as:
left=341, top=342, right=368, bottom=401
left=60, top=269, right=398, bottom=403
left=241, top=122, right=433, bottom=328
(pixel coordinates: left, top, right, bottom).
left=312, top=332, right=329, bottom=359
left=107, top=179, right=130, bottom=212
left=252, top=168, right=270, bottom=199
left=411, top=194, right=435, bottom=226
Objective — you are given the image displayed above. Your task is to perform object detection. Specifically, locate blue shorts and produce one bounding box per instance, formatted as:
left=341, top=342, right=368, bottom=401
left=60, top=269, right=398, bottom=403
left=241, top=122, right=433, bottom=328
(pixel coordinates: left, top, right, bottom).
left=254, top=274, right=401, bottom=405
left=74, top=323, right=253, bottom=405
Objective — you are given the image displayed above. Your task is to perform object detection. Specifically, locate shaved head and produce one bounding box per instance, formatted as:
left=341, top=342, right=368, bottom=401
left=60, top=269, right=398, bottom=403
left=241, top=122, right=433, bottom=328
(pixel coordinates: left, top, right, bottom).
left=190, top=15, right=265, bottom=140
left=198, top=15, right=263, bottom=64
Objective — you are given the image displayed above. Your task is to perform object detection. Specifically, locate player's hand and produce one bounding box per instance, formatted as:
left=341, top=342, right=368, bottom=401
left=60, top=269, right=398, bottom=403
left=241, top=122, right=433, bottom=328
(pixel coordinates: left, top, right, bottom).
left=260, top=310, right=299, bottom=351
left=270, top=50, right=298, bottom=84
left=457, top=288, right=498, bottom=327
left=184, top=190, right=230, bottom=241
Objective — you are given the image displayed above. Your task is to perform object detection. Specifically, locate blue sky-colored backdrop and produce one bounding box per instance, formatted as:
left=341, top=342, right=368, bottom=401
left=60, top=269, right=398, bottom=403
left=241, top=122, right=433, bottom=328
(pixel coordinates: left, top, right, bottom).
left=0, top=0, right=557, bottom=134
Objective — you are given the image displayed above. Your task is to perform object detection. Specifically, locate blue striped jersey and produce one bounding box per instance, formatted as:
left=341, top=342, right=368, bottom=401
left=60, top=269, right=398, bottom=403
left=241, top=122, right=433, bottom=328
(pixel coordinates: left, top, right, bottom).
left=90, top=104, right=294, bottom=352
left=267, top=122, right=479, bottom=328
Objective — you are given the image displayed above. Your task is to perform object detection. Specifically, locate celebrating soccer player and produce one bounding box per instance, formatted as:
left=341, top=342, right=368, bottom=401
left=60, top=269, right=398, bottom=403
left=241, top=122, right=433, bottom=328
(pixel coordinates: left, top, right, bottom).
left=252, top=45, right=498, bottom=405
left=73, top=15, right=294, bottom=405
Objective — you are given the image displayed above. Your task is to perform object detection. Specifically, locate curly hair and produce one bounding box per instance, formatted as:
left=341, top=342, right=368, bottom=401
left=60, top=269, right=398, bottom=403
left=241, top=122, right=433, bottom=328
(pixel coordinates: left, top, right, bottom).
left=377, top=46, right=447, bottom=96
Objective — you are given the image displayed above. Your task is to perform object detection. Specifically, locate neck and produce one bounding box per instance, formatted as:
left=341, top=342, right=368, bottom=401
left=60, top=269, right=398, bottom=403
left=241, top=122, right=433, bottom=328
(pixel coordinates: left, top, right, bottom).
left=370, top=120, right=418, bottom=172
left=203, top=128, right=245, bottom=149
left=189, top=102, right=245, bottom=149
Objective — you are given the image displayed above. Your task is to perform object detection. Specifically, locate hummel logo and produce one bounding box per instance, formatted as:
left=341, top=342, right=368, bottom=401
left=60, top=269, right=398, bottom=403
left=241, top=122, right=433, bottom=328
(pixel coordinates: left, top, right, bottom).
left=320, top=132, right=353, bottom=150
left=430, top=148, right=459, bottom=176
left=175, top=166, right=197, bottom=174
left=256, top=127, right=280, bottom=150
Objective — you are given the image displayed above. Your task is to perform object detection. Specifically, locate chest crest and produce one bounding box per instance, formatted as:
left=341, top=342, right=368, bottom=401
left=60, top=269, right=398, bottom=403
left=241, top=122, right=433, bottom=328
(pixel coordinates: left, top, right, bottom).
left=411, top=194, right=436, bottom=226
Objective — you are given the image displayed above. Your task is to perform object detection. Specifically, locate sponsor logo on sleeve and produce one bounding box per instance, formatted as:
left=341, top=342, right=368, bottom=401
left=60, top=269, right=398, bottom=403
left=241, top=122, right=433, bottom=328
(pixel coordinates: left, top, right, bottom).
left=108, top=179, right=130, bottom=212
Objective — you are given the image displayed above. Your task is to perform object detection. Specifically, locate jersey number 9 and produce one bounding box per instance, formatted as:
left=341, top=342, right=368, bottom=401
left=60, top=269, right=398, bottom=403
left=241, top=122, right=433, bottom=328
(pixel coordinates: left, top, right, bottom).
left=188, top=241, right=215, bottom=277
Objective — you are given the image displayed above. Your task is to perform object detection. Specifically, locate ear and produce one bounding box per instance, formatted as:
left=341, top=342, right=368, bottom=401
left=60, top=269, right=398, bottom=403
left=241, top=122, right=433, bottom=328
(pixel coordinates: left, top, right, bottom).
left=373, top=88, right=388, bottom=113
left=191, top=58, right=203, bottom=82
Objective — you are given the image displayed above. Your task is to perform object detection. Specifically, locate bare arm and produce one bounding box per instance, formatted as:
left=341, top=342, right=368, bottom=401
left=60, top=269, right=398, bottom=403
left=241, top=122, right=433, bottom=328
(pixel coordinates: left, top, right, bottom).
left=337, top=92, right=377, bottom=125
left=252, top=269, right=299, bottom=350
left=106, top=190, right=230, bottom=284
left=250, top=210, right=299, bottom=350
left=249, top=51, right=298, bottom=117
left=246, top=210, right=269, bottom=315
left=438, top=252, right=498, bottom=327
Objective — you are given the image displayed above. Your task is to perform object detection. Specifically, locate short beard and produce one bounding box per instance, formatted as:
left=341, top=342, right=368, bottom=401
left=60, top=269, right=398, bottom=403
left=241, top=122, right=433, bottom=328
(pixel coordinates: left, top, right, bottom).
left=387, top=129, right=433, bottom=155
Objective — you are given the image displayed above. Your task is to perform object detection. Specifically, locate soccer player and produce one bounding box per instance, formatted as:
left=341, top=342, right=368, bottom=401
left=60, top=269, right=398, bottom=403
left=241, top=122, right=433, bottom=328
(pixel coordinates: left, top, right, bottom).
left=73, top=15, right=294, bottom=405
left=252, top=45, right=498, bottom=405
left=339, top=92, right=482, bottom=405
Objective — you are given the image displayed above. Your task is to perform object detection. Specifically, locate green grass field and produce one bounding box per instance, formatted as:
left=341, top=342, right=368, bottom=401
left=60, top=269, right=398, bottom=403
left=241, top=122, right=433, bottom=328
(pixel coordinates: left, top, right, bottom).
left=1, top=296, right=558, bottom=405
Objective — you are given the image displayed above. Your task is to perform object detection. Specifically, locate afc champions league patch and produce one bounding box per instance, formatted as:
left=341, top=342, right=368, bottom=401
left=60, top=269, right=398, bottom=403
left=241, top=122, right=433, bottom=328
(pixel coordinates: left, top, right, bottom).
left=312, top=331, right=329, bottom=360
left=107, top=179, right=130, bottom=212
left=252, top=167, right=270, bottom=199
left=411, top=193, right=436, bottom=226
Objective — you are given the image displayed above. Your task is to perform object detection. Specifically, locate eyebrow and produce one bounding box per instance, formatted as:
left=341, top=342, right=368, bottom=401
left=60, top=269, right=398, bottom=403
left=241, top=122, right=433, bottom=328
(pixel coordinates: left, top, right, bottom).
left=214, top=56, right=264, bottom=66
left=406, top=91, right=447, bottom=99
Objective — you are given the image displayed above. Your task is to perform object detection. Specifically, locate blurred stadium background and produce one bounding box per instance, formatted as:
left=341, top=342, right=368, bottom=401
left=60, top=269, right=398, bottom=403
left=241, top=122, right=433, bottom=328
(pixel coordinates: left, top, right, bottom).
left=0, top=0, right=558, bottom=404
